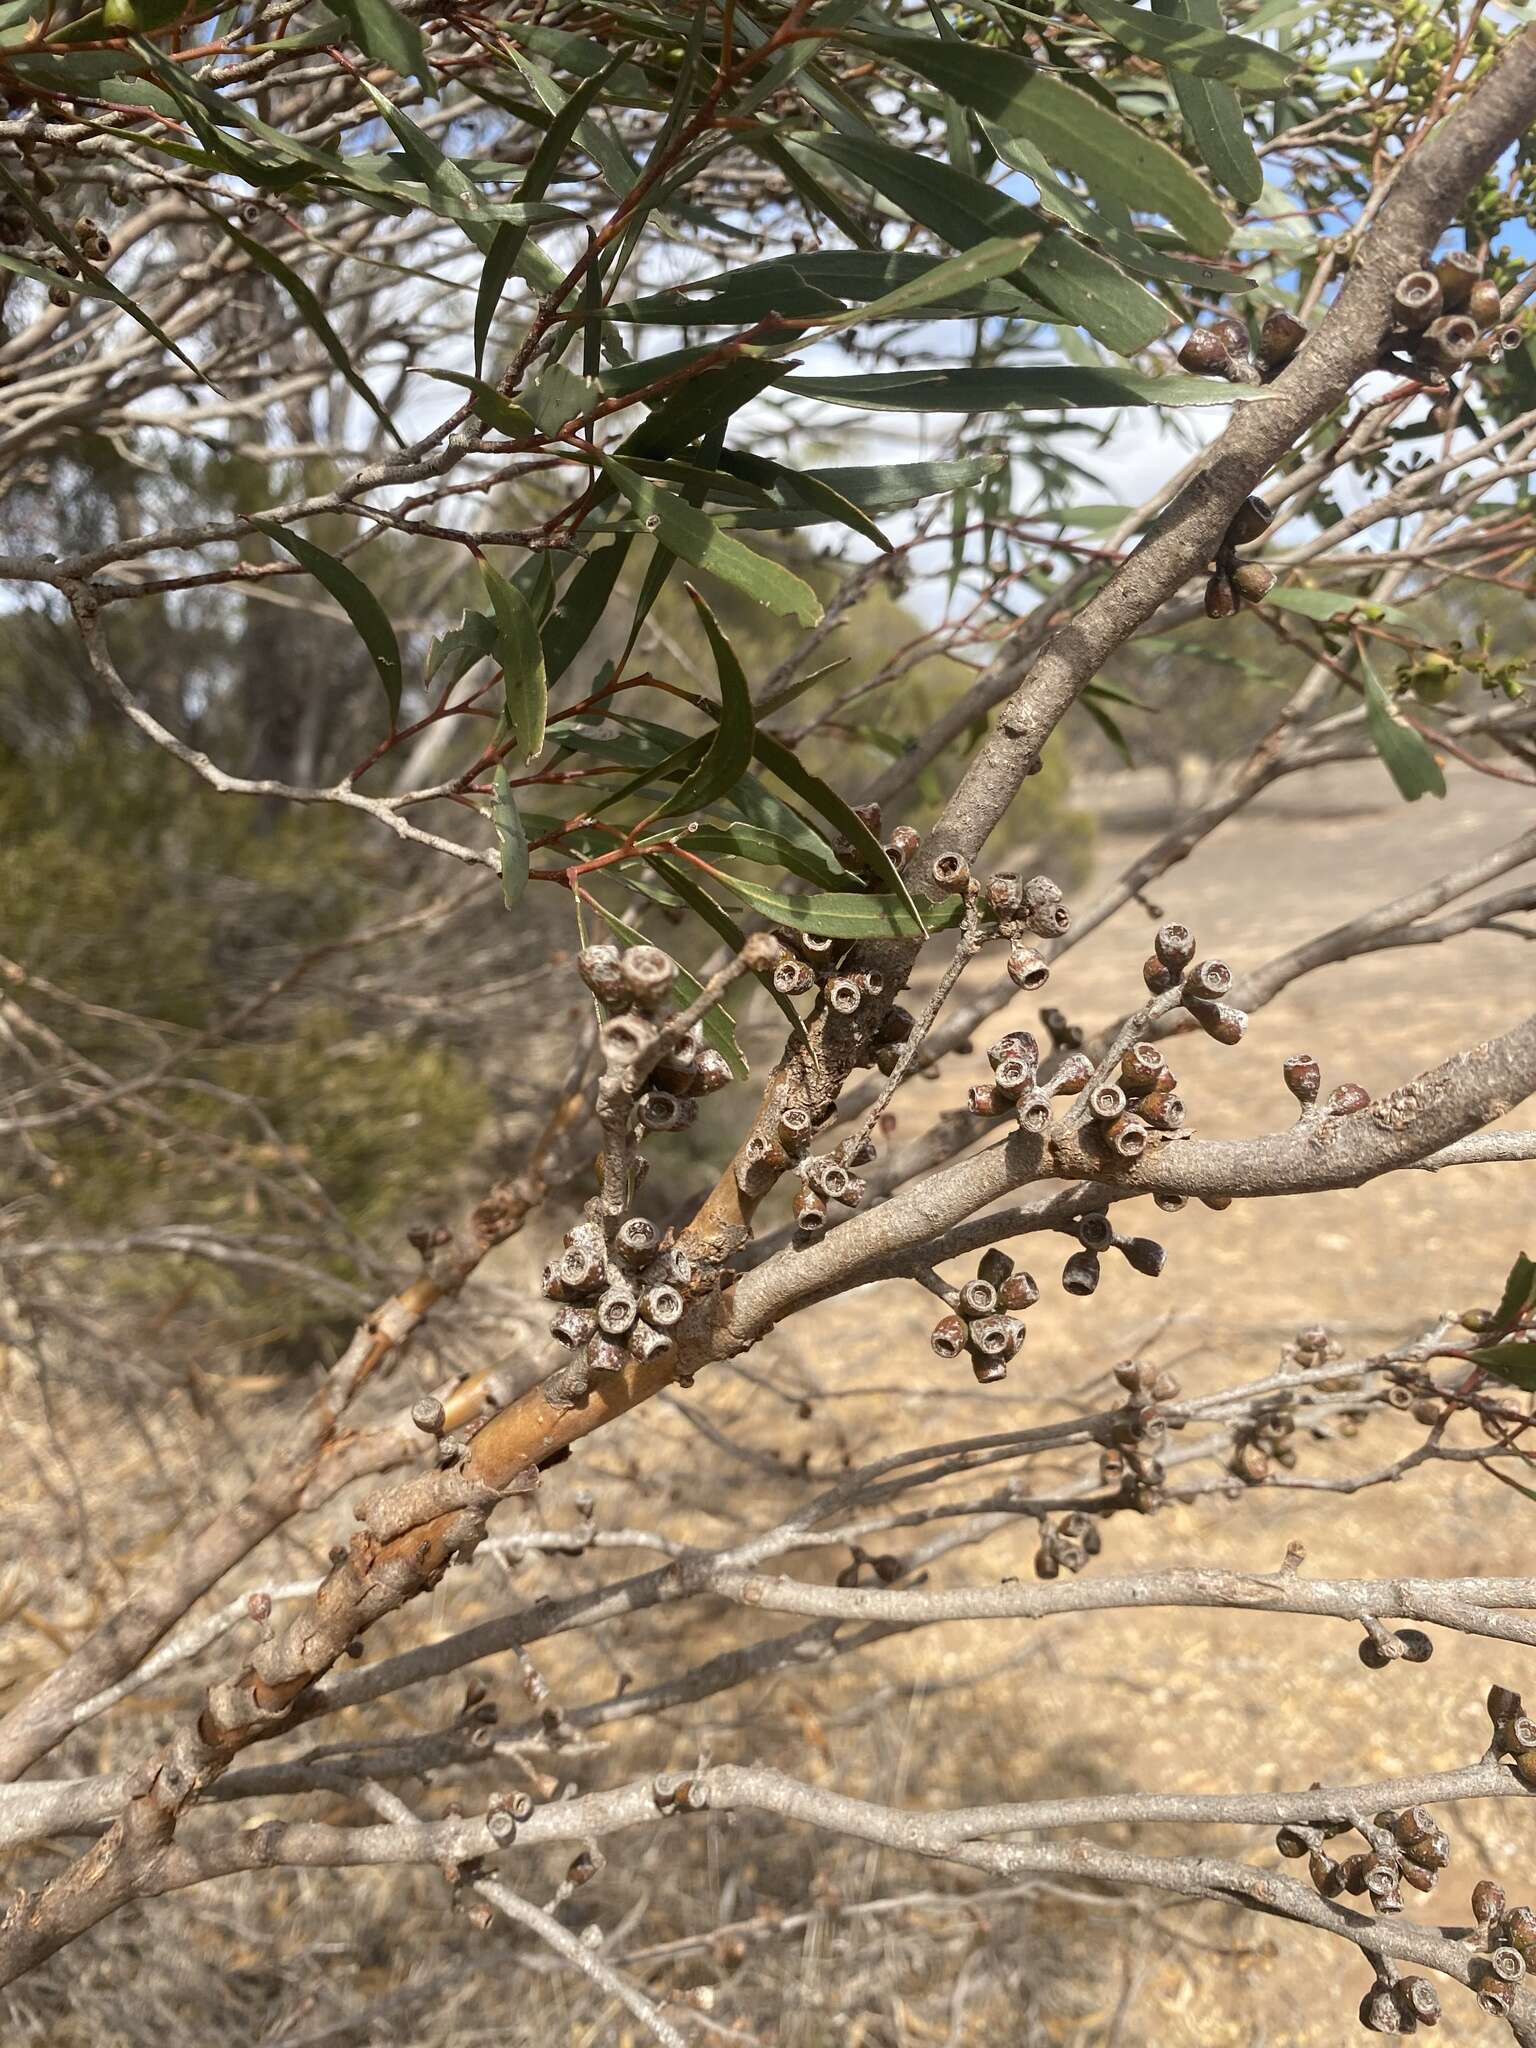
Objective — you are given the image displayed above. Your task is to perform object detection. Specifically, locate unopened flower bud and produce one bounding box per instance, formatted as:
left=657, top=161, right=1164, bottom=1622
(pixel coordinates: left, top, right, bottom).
left=1282, top=1052, right=1321, bottom=1105
left=1178, top=328, right=1231, bottom=376
left=576, top=943, right=627, bottom=1005
left=1231, top=561, right=1276, bottom=605
left=1327, top=1082, right=1371, bottom=1116
left=1189, top=999, right=1247, bottom=1046
left=1120, top=1236, right=1166, bottom=1277
left=1258, top=308, right=1307, bottom=365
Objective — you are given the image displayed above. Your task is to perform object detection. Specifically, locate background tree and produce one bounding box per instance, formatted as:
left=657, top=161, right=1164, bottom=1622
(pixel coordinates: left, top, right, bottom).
left=3, top=0, right=1536, bottom=2040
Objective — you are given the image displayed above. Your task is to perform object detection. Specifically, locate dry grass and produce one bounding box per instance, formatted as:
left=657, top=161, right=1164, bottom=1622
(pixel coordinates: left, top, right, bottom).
left=3, top=758, right=1534, bottom=2046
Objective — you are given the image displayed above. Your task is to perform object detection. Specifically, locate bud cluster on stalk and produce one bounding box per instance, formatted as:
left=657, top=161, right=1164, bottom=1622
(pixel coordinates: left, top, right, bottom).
left=1386, top=246, right=1523, bottom=388
left=1178, top=308, right=1305, bottom=386
left=1356, top=1961, right=1443, bottom=2035
left=577, top=940, right=733, bottom=1137
left=1280, top=1803, right=1450, bottom=1927
left=1204, top=493, right=1279, bottom=618
left=929, top=1246, right=1038, bottom=1383
left=541, top=1205, right=717, bottom=1401
left=1227, top=1401, right=1298, bottom=1485
left=1033, top=1509, right=1102, bottom=1579
left=1101, top=1358, right=1181, bottom=1513
left=1468, top=1857, right=1536, bottom=2020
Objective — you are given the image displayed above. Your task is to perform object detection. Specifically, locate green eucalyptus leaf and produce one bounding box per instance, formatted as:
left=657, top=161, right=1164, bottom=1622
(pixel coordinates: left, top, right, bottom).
left=490, top=766, right=529, bottom=909
left=253, top=520, right=402, bottom=725
left=480, top=558, right=548, bottom=761
left=1362, top=663, right=1446, bottom=804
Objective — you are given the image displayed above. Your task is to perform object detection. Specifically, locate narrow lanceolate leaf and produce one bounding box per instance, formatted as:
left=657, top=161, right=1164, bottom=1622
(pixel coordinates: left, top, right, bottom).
left=798, top=235, right=1038, bottom=336
left=778, top=367, right=1262, bottom=412
left=1470, top=1342, right=1536, bottom=1389
left=601, top=456, right=822, bottom=626
left=325, top=0, right=431, bottom=92
left=860, top=32, right=1231, bottom=256
left=656, top=591, right=756, bottom=818
left=490, top=766, right=529, bottom=909
left=474, top=58, right=621, bottom=375
left=1152, top=0, right=1264, bottom=207
left=1492, top=1252, right=1536, bottom=1335
left=752, top=729, right=920, bottom=915
left=253, top=520, right=402, bottom=725
left=417, top=368, right=536, bottom=437
left=542, top=537, right=630, bottom=687
left=704, top=871, right=964, bottom=939
left=426, top=607, right=496, bottom=689
left=620, top=249, right=1041, bottom=326
left=1362, top=663, right=1446, bottom=804
left=1077, top=0, right=1296, bottom=89
left=799, top=132, right=1042, bottom=257
left=212, top=213, right=400, bottom=443
left=1020, top=231, right=1170, bottom=354
left=480, top=558, right=548, bottom=761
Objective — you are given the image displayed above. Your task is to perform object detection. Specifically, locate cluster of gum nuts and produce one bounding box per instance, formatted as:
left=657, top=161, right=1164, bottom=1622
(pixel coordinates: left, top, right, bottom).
left=1469, top=1858, right=1536, bottom=2021
left=576, top=939, right=732, bottom=1132
left=1279, top=1803, right=1450, bottom=1919
left=535, top=940, right=736, bottom=1393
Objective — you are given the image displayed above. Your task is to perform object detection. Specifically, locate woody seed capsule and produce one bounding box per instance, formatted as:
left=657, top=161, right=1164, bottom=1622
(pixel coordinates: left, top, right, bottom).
left=1062, top=1249, right=1101, bottom=1297
left=931, top=851, right=971, bottom=894
left=1395, top=1978, right=1440, bottom=2025
left=969, top=1313, right=1013, bottom=1359
left=959, top=1278, right=999, bottom=1320
left=1183, top=958, right=1232, bottom=1001
left=1076, top=1213, right=1115, bottom=1251
left=930, top=1313, right=968, bottom=1360
left=1007, top=946, right=1051, bottom=992
left=968, top=1080, right=1002, bottom=1117
left=1104, top=1113, right=1150, bottom=1159
left=1139, top=1086, right=1186, bottom=1132
left=1120, top=1042, right=1167, bottom=1094
left=1473, top=1879, right=1506, bottom=1926
left=825, top=975, right=863, bottom=1015
left=620, top=945, right=676, bottom=1010
left=1204, top=573, right=1238, bottom=620
left=999, top=1270, right=1040, bottom=1312
left=614, top=1215, right=659, bottom=1264
left=885, top=824, right=920, bottom=869
left=1155, top=924, right=1196, bottom=971
left=1089, top=1081, right=1127, bottom=1122
left=550, top=1305, right=598, bottom=1348
left=1226, top=495, right=1274, bottom=546
left=1016, top=1090, right=1053, bottom=1133
left=1143, top=954, right=1177, bottom=994
left=774, top=958, right=815, bottom=996
left=596, top=1287, right=638, bottom=1337
left=1434, top=248, right=1481, bottom=309
left=628, top=1319, right=674, bottom=1365
left=1419, top=313, right=1480, bottom=370
left=1392, top=269, right=1443, bottom=330
left=978, top=1247, right=1014, bottom=1287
